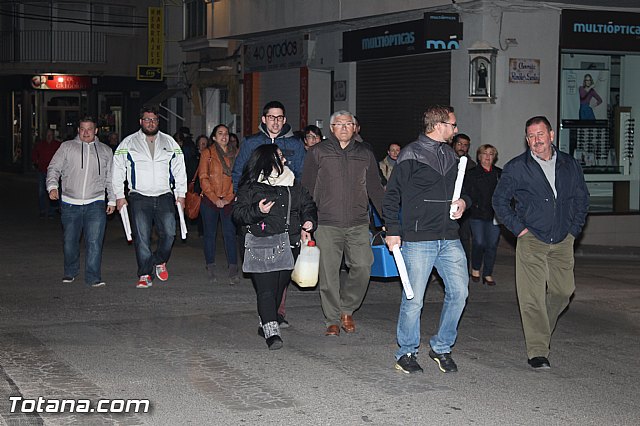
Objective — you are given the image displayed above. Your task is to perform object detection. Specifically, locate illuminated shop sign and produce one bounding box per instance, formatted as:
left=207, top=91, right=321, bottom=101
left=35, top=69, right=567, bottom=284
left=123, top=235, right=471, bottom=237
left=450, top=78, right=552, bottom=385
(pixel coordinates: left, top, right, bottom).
left=361, top=31, right=416, bottom=50
left=561, top=9, right=640, bottom=52
left=342, top=14, right=462, bottom=62
left=31, top=75, right=92, bottom=90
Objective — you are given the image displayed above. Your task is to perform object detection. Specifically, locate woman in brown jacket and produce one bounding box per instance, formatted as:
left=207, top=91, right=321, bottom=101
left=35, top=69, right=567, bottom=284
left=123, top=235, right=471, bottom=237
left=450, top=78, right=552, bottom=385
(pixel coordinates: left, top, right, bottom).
left=198, top=124, right=239, bottom=284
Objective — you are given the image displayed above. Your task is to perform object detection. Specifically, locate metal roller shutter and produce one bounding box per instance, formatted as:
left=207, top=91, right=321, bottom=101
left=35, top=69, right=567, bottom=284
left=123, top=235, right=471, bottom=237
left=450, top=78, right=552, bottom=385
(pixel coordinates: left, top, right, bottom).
left=356, top=52, right=451, bottom=159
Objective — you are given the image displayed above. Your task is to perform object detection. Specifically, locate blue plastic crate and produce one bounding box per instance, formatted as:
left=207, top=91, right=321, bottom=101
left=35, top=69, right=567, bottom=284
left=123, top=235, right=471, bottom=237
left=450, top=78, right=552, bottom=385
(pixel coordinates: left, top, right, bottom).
left=370, top=244, right=399, bottom=277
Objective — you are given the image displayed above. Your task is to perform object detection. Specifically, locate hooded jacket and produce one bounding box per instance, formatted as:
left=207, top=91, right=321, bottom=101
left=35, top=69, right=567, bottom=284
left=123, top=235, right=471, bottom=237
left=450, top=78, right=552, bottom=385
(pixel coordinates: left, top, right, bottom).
left=301, top=131, right=385, bottom=228
left=46, top=136, right=115, bottom=206
left=383, top=133, right=471, bottom=242
left=112, top=129, right=187, bottom=199
left=231, top=122, right=305, bottom=192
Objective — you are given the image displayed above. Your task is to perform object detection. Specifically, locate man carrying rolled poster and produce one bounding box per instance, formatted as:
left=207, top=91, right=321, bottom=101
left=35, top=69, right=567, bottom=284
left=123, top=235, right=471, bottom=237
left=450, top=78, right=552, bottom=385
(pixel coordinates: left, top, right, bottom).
left=383, top=105, right=471, bottom=375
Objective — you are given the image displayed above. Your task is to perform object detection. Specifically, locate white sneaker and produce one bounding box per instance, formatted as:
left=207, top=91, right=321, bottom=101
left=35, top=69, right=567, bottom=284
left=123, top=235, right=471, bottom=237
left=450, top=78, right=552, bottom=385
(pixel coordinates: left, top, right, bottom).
left=91, top=281, right=106, bottom=288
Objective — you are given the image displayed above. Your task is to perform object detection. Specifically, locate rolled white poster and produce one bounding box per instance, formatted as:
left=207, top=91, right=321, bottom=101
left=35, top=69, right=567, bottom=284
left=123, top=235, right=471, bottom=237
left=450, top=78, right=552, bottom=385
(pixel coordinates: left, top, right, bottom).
left=120, top=205, right=132, bottom=242
left=176, top=202, right=188, bottom=240
left=449, top=156, right=467, bottom=219
left=392, top=244, right=414, bottom=300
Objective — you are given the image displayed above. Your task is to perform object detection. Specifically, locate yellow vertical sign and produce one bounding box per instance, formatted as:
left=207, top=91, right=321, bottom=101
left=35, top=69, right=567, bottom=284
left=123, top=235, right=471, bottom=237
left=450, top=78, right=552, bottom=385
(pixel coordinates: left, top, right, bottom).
left=148, top=7, right=163, bottom=66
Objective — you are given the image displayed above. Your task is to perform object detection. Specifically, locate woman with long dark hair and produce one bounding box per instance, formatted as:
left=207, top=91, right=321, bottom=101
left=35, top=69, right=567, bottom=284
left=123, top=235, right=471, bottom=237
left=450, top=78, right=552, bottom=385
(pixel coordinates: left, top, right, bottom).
left=233, top=144, right=317, bottom=349
left=198, top=124, right=239, bottom=284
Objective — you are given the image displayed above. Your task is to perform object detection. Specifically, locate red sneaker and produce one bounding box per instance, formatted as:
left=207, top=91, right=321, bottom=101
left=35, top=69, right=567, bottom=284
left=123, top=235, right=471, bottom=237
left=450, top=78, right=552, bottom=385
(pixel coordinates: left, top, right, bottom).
left=136, top=275, right=152, bottom=289
left=155, top=263, right=169, bottom=281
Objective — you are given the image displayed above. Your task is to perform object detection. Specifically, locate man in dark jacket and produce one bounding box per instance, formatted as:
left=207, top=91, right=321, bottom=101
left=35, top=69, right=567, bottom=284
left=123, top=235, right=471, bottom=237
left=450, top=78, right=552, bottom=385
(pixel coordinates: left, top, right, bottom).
left=452, top=133, right=476, bottom=271
left=232, top=101, right=305, bottom=192
left=384, top=105, right=471, bottom=375
left=493, top=115, right=589, bottom=370
left=302, top=110, right=385, bottom=337
left=231, top=100, right=306, bottom=327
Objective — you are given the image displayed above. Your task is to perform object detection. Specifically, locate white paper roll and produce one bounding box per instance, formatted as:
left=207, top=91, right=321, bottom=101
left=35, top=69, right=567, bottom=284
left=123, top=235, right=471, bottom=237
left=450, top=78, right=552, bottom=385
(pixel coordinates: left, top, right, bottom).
left=449, top=156, right=467, bottom=219
left=120, top=205, right=132, bottom=242
left=392, top=244, right=414, bottom=300
left=176, top=202, right=188, bottom=240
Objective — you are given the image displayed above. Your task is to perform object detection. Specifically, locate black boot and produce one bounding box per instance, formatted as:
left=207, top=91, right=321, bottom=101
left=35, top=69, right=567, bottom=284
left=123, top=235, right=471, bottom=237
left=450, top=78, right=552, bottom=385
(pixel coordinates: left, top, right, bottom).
left=266, top=335, right=283, bottom=350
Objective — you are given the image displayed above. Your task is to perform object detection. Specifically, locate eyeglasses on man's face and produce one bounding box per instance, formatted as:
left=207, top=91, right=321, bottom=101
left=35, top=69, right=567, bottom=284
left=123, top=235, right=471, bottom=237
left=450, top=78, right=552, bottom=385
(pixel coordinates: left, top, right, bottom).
left=441, top=121, right=458, bottom=129
left=141, top=117, right=159, bottom=123
left=305, top=134, right=320, bottom=140
left=331, top=122, right=354, bottom=129
left=265, top=115, right=285, bottom=122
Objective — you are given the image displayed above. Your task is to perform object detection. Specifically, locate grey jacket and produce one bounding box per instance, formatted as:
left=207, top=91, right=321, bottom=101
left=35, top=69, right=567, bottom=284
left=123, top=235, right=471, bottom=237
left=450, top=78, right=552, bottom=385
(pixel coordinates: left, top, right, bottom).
left=47, top=136, right=115, bottom=206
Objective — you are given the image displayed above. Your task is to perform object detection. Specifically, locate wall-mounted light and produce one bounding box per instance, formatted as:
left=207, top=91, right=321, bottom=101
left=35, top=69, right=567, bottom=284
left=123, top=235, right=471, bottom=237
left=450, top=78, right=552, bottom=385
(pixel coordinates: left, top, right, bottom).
left=468, top=41, right=498, bottom=104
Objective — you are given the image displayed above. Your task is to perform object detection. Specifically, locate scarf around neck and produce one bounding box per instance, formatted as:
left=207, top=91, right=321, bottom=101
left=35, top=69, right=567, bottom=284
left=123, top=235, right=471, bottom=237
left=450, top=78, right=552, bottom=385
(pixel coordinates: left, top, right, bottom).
left=212, top=142, right=236, bottom=176
left=258, top=165, right=295, bottom=187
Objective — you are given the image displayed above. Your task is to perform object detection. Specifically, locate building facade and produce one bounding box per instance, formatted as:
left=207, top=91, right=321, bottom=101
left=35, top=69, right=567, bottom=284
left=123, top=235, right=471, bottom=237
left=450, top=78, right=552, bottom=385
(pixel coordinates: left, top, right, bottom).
left=201, top=0, right=639, bottom=246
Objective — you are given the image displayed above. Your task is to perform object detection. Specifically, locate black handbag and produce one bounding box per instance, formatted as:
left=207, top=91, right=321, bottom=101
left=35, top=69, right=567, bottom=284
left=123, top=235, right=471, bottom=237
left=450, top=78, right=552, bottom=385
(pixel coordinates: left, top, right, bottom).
left=242, top=188, right=294, bottom=273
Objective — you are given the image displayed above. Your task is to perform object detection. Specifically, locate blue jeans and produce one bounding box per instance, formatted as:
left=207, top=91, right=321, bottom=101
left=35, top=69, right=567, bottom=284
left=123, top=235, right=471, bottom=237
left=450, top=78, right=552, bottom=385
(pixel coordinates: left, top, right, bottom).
left=395, top=239, right=469, bottom=359
left=200, top=201, right=237, bottom=266
left=60, top=200, right=107, bottom=285
left=38, top=171, right=58, bottom=216
left=469, top=219, right=501, bottom=276
left=129, top=192, right=176, bottom=277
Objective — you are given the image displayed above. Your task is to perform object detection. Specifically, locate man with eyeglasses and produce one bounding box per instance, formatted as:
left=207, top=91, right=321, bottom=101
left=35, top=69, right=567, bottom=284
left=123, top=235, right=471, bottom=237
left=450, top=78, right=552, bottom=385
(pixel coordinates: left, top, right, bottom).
left=383, top=105, right=471, bottom=375
left=302, top=125, right=323, bottom=151
left=493, top=116, right=589, bottom=370
left=112, top=105, right=187, bottom=289
left=232, top=101, right=305, bottom=192
left=302, top=110, right=385, bottom=337
left=232, top=100, right=306, bottom=328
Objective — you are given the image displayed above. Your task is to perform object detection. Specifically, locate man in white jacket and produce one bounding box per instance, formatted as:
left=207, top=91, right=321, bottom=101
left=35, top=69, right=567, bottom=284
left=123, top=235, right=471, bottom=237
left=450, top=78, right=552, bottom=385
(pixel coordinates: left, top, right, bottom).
left=112, top=106, right=187, bottom=288
left=47, top=116, right=116, bottom=287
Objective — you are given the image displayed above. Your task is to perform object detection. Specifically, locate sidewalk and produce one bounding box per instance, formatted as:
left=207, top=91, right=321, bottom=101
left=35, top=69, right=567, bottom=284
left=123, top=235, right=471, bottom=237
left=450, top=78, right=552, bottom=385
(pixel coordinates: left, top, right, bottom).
left=0, top=172, right=639, bottom=425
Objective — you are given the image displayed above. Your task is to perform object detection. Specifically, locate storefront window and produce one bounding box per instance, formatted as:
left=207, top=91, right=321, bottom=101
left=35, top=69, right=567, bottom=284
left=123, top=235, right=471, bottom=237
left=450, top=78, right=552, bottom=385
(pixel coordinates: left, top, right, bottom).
left=559, top=9, right=639, bottom=214
left=559, top=52, right=638, bottom=213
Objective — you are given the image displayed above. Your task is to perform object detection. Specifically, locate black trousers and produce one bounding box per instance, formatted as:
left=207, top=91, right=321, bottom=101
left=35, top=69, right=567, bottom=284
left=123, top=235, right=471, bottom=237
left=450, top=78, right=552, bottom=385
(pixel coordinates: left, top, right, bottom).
left=250, top=247, right=299, bottom=325
left=252, top=269, right=293, bottom=325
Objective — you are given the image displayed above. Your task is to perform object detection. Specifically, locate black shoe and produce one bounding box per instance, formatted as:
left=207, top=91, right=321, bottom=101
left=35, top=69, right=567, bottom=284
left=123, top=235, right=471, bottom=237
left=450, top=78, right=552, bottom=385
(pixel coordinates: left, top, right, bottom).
left=395, top=353, right=423, bottom=374
left=266, top=335, right=283, bottom=350
left=277, top=315, right=290, bottom=329
left=528, top=357, right=551, bottom=370
left=428, top=349, right=458, bottom=373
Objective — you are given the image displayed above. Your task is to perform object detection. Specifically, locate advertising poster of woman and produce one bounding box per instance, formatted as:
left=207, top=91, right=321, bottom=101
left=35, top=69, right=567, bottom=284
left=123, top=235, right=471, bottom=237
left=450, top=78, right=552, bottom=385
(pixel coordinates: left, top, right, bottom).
left=561, top=69, right=609, bottom=121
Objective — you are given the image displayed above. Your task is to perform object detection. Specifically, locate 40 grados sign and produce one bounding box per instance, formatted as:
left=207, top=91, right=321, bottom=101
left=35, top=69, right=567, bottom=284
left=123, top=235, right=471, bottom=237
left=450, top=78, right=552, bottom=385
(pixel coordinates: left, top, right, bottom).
left=245, top=37, right=307, bottom=72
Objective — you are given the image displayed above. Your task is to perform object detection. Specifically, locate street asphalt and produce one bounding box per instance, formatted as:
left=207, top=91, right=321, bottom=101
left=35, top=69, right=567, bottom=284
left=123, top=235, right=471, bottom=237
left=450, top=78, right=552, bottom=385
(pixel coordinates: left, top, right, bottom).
left=0, top=172, right=639, bottom=425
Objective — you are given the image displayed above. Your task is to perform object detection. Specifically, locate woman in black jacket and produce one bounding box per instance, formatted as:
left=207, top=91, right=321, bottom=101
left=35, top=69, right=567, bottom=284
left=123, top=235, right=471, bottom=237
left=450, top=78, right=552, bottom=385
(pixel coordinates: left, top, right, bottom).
left=233, top=144, right=317, bottom=349
left=464, top=144, right=502, bottom=286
